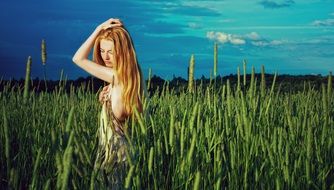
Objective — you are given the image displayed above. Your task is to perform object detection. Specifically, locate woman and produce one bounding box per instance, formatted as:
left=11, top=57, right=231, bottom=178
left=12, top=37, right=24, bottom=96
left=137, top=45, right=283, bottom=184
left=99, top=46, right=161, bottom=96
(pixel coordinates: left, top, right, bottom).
left=72, top=18, right=146, bottom=187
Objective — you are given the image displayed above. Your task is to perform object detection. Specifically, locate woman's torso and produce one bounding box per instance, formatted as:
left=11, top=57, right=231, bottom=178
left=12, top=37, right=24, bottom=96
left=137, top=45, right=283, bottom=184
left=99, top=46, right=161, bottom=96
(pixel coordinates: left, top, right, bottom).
left=106, top=83, right=127, bottom=123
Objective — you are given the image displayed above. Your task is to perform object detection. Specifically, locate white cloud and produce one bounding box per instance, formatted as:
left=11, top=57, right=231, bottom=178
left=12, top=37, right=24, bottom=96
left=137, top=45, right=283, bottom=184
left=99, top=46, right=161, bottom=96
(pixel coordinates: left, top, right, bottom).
left=206, top=31, right=245, bottom=45
left=312, top=19, right=334, bottom=26
left=207, top=31, right=284, bottom=47
left=216, top=32, right=229, bottom=43
left=330, top=12, right=334, bottom=17
left=229, top=37, right=246, bottom=45
left=206, top=31, right=215, bottom=40
left=207, top=31, right=228, bottom=43
left=245, top=32, right=261, bottom=40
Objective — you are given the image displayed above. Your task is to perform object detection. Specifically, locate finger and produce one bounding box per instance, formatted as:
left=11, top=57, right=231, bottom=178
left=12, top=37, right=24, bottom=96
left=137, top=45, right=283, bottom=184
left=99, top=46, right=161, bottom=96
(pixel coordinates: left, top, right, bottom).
left=108, top=18, right=121, bottom=23
left=100, top=93, right=105, bottom=101
left=110, top=23, right=122, bottom=28
left=103, top=24, right=113, bottom=30
left=114, top=23, right=122, bottom=26
left=114, top=19, right=122, bottom=24
left=104, top=23, right=122, bottom=30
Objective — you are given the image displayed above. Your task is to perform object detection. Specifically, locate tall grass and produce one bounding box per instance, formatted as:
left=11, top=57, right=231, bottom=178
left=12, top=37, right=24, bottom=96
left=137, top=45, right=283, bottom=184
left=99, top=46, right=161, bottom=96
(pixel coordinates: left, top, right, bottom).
left=188, top=54, right=195, bottom=93
left=0, top=64, right=333, bottom=189
left=41, top=39, right=48, bottom=91
left=213, top=42, right=218, bottom=78
left=23, top=56, right=32, bottom=103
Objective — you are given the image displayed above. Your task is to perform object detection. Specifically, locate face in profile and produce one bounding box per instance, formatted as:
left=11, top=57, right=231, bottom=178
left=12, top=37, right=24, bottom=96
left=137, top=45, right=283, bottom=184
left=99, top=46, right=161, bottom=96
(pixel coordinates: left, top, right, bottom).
left=100, top=39, right=115, bottom=68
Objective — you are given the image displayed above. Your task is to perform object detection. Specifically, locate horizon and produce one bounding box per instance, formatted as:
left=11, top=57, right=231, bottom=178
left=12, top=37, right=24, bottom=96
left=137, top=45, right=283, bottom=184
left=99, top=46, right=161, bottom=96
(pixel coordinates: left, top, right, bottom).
left=2, top=69, right=331, bottom=82
left=1, top=0, right=333, bottom=80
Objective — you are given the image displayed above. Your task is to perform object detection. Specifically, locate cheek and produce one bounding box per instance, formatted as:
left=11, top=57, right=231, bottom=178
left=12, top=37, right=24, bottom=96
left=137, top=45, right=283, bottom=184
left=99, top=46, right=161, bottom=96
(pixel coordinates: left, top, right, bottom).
left=108, top=54, right=114, bottom=62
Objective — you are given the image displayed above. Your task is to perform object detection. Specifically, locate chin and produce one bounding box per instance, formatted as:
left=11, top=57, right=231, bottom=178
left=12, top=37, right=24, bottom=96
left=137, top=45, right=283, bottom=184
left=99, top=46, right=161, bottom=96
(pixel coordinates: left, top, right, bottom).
left=105, top=64, right=113, bottom=68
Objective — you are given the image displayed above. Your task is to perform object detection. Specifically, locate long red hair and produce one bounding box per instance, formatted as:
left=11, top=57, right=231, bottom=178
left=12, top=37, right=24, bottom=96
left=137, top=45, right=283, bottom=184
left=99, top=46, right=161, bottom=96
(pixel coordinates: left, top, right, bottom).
left=93, top=26, right=145, bottom=115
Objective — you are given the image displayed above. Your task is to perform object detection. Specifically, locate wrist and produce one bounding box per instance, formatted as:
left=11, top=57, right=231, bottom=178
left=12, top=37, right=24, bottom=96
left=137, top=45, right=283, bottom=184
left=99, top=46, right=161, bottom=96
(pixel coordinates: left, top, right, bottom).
left=94, top=25, right=103, bottom=33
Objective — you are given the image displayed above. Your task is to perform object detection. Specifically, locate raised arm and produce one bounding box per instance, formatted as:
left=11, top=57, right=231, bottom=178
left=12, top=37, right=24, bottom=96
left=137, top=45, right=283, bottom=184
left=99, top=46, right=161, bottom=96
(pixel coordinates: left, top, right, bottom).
left=72, top=18, right=122, bottom=83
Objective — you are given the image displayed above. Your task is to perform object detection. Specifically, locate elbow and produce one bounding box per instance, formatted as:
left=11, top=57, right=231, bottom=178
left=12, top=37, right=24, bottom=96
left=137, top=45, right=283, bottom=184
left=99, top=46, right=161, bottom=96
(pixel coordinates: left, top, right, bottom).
left=72, top=51, right=82, bottom=64
left=72, top=56, right=84, bottom=65
left=72, top=54, right=87, bottom=65
left=72, top=56, right=79, bottom=64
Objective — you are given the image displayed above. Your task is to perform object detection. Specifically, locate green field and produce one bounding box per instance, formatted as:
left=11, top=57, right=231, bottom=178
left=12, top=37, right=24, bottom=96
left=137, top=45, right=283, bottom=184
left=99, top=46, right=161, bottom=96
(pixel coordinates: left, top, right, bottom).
left=0, top=69, right=334, bottom=189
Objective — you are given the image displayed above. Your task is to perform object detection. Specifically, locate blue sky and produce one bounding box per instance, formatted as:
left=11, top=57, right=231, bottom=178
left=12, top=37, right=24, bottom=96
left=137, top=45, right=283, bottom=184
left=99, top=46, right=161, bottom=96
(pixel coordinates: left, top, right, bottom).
left=0, top=0, right=333, bottom=80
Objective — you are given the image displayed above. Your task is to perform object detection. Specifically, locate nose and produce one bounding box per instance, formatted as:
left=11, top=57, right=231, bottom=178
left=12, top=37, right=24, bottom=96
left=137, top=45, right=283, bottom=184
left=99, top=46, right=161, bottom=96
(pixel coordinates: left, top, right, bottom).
left=105, top=53, right=110, bottom=60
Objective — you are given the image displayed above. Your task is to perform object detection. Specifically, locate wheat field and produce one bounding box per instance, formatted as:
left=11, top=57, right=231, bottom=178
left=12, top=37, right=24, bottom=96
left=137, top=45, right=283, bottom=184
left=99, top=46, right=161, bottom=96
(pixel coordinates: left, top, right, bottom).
left=0, top=65, right=333, bottom=189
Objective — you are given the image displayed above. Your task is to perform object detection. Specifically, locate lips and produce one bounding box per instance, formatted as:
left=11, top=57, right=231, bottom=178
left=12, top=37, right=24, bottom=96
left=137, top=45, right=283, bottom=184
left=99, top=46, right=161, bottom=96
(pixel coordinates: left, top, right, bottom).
left=104, top=62, right=113, bottom=68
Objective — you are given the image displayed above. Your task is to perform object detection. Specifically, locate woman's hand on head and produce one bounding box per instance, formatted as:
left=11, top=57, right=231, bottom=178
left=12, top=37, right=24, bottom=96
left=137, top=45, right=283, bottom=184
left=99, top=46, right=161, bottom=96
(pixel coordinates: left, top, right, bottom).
left=97, top=18, right=123, bottom=31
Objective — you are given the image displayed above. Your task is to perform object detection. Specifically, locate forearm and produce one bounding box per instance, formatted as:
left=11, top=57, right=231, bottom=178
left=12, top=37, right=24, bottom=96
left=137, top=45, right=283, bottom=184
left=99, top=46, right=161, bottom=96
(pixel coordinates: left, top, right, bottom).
left=71, top=18, right=122, bottom=83
left=72, top=26, right=101, bottom=62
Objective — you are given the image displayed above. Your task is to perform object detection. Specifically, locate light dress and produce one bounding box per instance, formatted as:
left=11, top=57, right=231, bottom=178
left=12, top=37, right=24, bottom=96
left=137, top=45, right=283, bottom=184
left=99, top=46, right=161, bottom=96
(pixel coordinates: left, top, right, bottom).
left=94, top=82, right=129, bottom=189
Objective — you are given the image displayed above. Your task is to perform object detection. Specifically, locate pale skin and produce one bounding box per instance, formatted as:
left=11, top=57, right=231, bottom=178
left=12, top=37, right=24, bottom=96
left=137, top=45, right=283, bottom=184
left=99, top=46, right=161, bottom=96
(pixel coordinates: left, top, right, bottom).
left=72, top=18, right=127, bottom=121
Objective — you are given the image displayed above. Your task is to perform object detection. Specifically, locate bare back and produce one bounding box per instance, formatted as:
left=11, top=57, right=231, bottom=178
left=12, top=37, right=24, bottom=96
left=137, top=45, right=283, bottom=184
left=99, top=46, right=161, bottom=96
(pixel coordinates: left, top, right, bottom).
left=106, top=81, right=127, bottom=122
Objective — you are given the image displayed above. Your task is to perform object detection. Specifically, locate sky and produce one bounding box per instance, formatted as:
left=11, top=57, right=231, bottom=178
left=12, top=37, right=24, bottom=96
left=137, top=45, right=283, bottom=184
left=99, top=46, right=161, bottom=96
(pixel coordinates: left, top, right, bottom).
left=0, top=0, right=333, bottom=80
